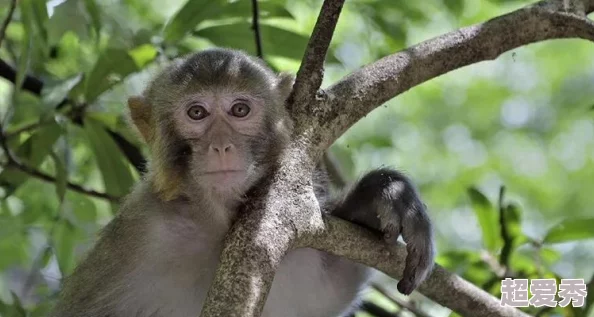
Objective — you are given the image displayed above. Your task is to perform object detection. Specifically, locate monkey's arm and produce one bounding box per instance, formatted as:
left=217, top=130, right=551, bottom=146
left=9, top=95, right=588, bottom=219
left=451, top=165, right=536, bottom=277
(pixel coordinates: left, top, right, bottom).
left=328, top=168, right=435, bottom=295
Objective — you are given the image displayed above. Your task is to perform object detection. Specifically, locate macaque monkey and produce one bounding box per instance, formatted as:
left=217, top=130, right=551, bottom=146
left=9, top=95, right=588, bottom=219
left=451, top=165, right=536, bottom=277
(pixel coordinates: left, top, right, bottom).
left=50, top=48, right=434, bottom=317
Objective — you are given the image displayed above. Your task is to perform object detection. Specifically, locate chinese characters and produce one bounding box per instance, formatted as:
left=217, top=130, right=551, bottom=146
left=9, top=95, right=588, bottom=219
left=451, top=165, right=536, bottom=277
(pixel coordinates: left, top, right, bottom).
left=500, top=278, right=588, bottom=307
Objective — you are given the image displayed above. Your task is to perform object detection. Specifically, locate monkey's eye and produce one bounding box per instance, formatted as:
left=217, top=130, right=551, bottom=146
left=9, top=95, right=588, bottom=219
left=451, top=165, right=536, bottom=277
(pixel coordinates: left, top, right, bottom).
left=187, top=105, right=209, bottom=120
left=230, top=102, right=251, bottom=118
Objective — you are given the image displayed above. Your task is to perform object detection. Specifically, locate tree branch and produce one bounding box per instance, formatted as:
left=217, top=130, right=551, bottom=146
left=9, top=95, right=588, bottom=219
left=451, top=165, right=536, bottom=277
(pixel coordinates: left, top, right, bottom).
left=318, top=0, right=594, bottom=148
left=287, top=0, right=344, bottom=117
left=305, top=216, right=532, bottom=317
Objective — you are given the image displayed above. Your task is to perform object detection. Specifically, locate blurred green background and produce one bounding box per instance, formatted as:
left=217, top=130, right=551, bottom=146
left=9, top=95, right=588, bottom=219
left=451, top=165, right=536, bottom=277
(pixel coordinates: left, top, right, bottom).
left=0, top=0, right=592, bottom=316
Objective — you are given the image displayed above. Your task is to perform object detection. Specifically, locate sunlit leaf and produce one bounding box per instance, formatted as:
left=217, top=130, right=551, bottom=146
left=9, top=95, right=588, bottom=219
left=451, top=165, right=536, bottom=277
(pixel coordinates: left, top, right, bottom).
left=467, top=187, right=501, bottom=251
left=42, top=74, right=84, bottom=108
left=84, top=48, right=140, bottom=102
left=128, top=44, right=158, bottom=68
left=543, top=218, right=594, bottom=244
left=539, top=247, right=561, bottom=265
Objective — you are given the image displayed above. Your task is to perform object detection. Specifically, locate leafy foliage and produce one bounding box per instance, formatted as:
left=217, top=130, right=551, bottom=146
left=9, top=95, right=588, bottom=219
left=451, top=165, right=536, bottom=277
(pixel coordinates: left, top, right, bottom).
left=0, top=0, right=592, bottom=316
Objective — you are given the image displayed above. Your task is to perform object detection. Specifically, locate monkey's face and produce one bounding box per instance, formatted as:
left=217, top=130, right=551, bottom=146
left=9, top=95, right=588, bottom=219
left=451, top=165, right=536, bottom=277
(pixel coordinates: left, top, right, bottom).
left=132, top=48, right=293, bottom=201
left=173, top=90, right=270, bottom=195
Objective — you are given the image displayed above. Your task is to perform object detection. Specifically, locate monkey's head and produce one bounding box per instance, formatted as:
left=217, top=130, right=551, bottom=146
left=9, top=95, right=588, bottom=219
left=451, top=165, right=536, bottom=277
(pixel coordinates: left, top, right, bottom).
left=127, top=48, right=294, bottom=202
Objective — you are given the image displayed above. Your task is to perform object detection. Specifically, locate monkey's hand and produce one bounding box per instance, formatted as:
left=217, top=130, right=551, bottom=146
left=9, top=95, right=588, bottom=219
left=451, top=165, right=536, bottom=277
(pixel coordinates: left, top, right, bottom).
left=330, top=168, right=435, bottom=295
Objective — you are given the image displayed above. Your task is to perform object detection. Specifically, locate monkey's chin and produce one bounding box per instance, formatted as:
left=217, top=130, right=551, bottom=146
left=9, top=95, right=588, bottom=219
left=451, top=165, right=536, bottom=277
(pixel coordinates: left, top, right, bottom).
left=202, top=170, right=248, bottom=193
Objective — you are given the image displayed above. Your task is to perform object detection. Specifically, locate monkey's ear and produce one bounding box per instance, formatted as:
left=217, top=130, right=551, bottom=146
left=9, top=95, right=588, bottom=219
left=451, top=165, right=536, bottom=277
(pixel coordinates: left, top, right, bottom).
left=127, top=96, right=154, bottom=143
left=277, top=73, right=295, bottom=99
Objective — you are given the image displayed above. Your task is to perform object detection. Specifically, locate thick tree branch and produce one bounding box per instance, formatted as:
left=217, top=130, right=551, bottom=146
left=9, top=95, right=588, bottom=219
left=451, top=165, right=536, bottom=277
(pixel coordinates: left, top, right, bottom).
left=318, top=0, right=594, bottom=148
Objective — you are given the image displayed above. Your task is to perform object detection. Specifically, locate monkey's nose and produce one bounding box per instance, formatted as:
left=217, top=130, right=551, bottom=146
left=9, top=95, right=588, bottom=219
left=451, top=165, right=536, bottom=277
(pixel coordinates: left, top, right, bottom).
left=210, top=143, right=233, bottom=154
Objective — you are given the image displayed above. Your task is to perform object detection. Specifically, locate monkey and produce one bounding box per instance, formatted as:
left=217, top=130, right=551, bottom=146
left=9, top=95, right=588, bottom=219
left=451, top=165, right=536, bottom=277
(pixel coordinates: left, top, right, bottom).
left=49, top=48, right=435, bottom=317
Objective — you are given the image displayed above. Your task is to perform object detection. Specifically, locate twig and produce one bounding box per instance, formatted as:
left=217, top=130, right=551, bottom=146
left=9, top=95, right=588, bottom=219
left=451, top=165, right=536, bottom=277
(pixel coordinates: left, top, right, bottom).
left=251, top=0, right=263, bottom=59
left=3, top=157, right=119, bottom=202
left=359, top=301, right=401, bottom=317
left=498, top=186, right=513, bottom=272
left=0, top=0, right=18, bottom=48
left=371, top=283, right=433, bottom=317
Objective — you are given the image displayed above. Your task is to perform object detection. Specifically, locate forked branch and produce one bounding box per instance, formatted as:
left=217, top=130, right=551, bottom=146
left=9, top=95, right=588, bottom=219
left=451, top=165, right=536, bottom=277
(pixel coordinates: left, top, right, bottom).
left=200, top=0, right=594, bottom=316
left=287, top=0, right=345, bottom=117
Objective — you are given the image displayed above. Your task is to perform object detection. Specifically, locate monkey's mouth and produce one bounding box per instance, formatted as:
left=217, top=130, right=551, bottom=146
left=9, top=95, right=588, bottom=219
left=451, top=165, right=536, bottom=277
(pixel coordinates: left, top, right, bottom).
left=204, top=170, right=245, bottom=175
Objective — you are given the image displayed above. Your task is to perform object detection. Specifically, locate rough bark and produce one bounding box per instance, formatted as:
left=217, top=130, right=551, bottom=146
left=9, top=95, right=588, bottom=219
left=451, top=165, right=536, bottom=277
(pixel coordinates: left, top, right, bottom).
left=200, top=0, right=594, bottom=317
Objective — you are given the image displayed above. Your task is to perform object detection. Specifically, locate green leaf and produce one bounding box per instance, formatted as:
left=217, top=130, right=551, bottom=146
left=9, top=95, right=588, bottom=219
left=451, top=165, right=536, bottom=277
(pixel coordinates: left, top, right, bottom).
left=195, top=23, right=310, bottom=61
left=52, top=219, right=77, bottom=274
left=444, top=0, right=465, bottom=15
left=467, top=187, right=500, bottom=251
left=539, top=247, right=561, bottom=264
left=69, top=193, right=97, bottom=223
left=543, top=218, right=594, bottom=243
left=163, top=0, right=225, bottom=43
left=84, top=48, right=140, bottom=102
left=41, top=74, right=84, bottom=108
left=83, top=117, right=135, bottom=198
left=29, top=0, right=50, bottom=47
left=47, top=0, right=90, bottom=45
left=84, top=0, right=102, bottom=38
left=50, top=152, right=67, bottom=203
left=14, top=0, right=34, bottom=98
left=128, top=44, right=158, bottom=68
